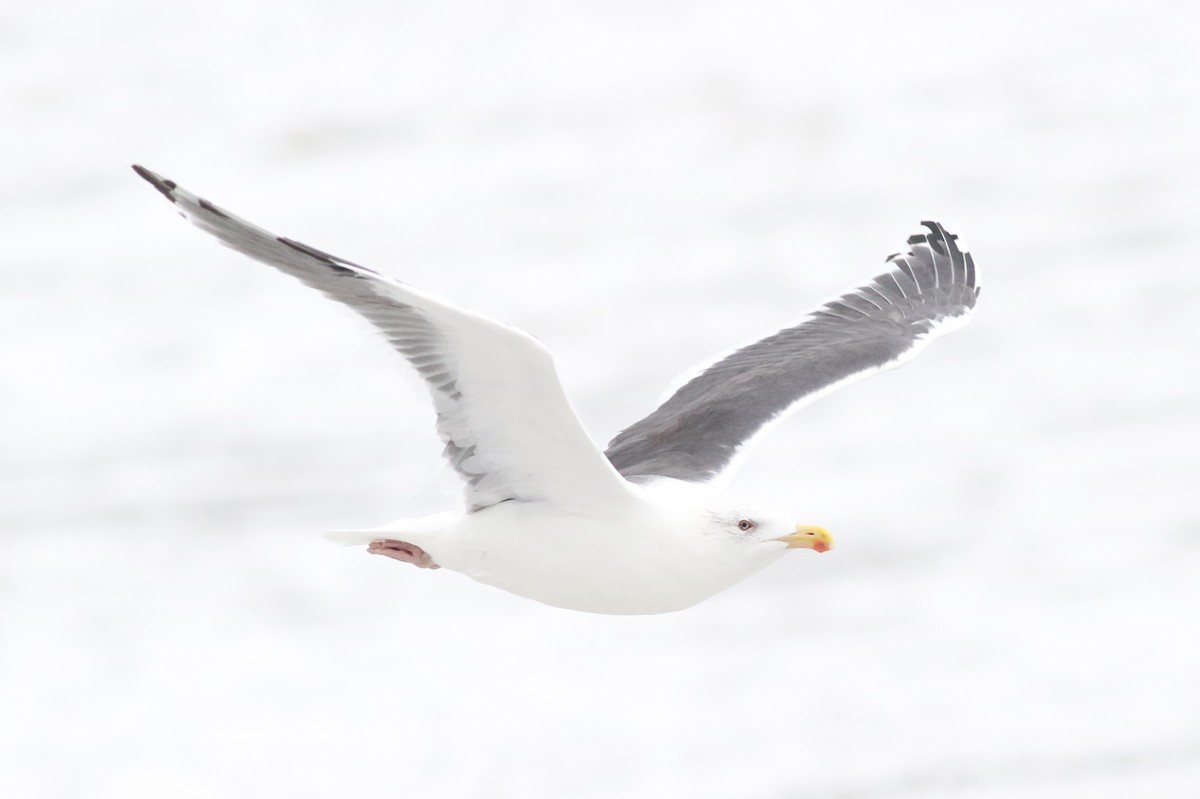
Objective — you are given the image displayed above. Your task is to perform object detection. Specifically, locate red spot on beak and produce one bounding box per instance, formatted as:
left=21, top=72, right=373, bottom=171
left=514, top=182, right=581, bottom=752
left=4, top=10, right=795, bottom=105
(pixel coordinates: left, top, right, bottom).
left=813, top=541, right=829, bottom=553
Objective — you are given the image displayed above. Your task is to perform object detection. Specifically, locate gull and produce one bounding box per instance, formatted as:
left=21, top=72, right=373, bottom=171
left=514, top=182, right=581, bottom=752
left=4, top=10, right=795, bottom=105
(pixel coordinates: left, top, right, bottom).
left=133, top=165, right=979, bottom=615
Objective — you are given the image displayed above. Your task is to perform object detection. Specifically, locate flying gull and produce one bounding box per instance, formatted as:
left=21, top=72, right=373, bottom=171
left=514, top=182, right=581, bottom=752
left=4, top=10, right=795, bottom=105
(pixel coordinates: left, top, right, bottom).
left=133, top=165, right=979, bottom=615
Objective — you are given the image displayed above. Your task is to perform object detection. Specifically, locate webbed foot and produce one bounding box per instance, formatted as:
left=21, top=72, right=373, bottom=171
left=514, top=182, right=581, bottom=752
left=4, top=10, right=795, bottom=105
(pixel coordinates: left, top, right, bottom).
left=367, top=539, right=440, bottom=569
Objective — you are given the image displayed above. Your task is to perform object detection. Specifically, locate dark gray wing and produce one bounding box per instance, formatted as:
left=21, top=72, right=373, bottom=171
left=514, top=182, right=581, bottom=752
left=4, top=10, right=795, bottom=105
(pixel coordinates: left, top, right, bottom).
left=133, top=165, right=634, bottom=512
left=604, top=222, right=979, bottom=482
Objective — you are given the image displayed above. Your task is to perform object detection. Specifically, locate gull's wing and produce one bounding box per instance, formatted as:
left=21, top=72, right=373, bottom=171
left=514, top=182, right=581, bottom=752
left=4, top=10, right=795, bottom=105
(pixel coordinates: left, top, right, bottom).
left=604, top=222, right=979, bottom=482
left=133, top=165, right=633, bottom=512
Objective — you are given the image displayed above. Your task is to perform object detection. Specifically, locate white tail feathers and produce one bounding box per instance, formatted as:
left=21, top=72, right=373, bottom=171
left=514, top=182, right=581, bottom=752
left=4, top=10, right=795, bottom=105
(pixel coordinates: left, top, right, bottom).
left=323, top=512, right=455, bottom=548
left=323, top=530, right=383, bottom=547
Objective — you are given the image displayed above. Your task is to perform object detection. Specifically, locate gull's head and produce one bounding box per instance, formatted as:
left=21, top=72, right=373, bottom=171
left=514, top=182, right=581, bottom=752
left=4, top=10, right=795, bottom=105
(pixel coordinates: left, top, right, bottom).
left=624, top=482, right=836, bottom=609
left=702, top=498, right=834, bottom=555
left=640, top=481, right=834, bottom=579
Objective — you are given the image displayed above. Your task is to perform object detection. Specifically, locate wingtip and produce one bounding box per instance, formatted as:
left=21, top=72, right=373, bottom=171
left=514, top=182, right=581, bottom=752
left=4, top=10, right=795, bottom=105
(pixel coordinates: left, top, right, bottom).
left=131, top=164, right=178, bottom=202
left=909, top=221, right=950, bottom=255
left=918, top=220, right=980, bottom=293
left=918, top=220, right=953, bottom=238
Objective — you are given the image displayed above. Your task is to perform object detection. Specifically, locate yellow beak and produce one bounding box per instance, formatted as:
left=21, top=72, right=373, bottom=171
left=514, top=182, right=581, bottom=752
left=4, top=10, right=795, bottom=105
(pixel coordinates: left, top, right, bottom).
left=775, top=524, right=834, bottom=553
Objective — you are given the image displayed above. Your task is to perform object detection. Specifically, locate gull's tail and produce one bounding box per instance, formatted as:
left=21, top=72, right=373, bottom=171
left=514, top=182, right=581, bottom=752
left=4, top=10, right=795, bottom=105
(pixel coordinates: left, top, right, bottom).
left=322, top=512, right=458, bottom=547
left=323, top=530, right=382, bottom=547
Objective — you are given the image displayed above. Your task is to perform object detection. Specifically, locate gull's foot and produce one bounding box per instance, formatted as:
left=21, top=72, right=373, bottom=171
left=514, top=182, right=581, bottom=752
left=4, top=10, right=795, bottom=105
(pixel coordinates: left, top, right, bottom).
left=367, top=539, right=440, bottom=569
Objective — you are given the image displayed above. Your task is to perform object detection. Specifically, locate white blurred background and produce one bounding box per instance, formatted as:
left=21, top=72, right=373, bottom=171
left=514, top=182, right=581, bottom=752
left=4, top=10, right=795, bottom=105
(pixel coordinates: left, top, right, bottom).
left=2, top=1, right=1198, bottom=796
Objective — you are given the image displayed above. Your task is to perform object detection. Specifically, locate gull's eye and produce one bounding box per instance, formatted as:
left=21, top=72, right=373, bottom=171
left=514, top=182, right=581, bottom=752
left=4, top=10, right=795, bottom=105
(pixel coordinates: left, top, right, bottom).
left=737, top=519, right=755, bottom=531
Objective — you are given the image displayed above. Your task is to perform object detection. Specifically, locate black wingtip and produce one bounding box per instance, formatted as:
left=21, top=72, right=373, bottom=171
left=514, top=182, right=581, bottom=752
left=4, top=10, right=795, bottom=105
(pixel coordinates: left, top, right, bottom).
left=131, top=164, right=177, bottom=202
left=911, top=220, right=962, bottom=258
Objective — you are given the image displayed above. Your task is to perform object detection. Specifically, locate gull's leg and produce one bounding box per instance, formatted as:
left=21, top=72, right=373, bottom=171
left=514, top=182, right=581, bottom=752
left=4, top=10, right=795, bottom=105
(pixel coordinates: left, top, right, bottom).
left=367, top=539, right=441, bottom=569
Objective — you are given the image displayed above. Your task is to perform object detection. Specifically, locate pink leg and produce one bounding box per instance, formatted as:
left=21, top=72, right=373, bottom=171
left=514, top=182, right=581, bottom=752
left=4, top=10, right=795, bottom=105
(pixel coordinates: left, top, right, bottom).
left=367, top=539, right=440, bottom=569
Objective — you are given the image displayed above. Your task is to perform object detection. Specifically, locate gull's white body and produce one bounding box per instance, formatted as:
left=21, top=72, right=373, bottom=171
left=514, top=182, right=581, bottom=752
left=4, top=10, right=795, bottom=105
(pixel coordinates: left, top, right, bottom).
left=334, top=480, right=790, bottom=614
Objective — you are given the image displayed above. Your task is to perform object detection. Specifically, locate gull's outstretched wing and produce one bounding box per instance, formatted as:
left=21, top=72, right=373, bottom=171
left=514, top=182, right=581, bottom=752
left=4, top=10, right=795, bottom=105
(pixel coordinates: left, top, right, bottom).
left=134, top=165, right=633, bottom=512
left=604, top=222, right=979, bottom=482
